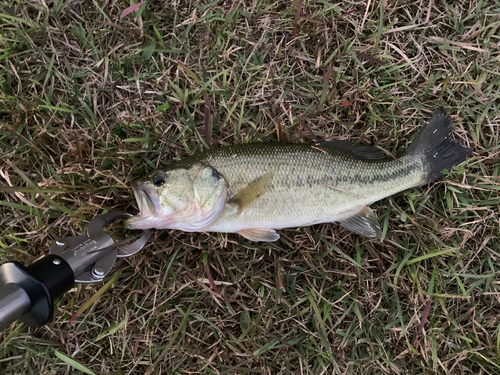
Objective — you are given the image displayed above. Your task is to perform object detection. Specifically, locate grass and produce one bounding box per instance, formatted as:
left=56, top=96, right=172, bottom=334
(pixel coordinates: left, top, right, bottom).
left=1, top=0, right=499, bottom=373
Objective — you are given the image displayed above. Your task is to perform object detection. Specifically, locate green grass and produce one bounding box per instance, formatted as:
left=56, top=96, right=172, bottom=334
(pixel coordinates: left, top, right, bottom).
left=1, top=0, right=499, bottom=373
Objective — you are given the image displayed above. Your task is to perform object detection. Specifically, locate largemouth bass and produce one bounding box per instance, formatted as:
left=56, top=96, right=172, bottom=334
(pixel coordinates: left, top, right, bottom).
left=126, top=108, right=471, bottom=242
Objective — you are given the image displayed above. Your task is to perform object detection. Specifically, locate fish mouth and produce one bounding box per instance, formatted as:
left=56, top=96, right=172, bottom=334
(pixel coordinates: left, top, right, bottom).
left=125, top=181, right=159, bottom=229
left=133, top=181, right=157, bottom=216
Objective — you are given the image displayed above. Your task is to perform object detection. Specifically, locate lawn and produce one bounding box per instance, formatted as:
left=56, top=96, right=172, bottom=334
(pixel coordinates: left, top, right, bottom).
left=1, top=0, right=499, bottom=374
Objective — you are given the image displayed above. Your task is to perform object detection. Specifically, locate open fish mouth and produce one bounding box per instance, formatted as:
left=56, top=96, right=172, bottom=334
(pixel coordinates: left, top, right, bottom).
left=131, top=181, right=156, bottom=216
left=125, top=181, right=160, bottom=229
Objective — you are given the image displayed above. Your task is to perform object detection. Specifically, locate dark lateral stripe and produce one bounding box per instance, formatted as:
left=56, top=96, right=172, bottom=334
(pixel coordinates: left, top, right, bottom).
left=267, top=163, right=420, bottom=189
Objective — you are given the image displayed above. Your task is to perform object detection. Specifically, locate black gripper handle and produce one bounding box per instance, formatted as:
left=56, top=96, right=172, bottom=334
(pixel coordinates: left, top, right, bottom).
left=0, top=255, right=75, bottom=328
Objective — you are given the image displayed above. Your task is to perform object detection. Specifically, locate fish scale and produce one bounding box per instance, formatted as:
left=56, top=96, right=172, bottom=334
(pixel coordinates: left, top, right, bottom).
left=195, top=144, right=426, bottom=233
left=127, top=108, right=472, bottom=242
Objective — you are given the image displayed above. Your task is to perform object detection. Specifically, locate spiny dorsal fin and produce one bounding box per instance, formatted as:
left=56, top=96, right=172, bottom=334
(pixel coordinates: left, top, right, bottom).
left=339, top=206, right=382, bottom=237
left=320, top=140, right=388, bottom=160
left=228, top=172, right=272, bottom=214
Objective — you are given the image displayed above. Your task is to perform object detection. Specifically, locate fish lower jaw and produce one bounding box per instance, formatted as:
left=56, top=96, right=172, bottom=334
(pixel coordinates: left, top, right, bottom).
left=124, top=215, right=158, bottom=230
left=125, top=211, right=182, bottom=230
left=125, top=214, right=216, bottom=231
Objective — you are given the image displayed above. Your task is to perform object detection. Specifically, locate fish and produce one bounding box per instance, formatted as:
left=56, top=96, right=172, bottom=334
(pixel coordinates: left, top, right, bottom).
left=126, top=108, right=471, bottom=242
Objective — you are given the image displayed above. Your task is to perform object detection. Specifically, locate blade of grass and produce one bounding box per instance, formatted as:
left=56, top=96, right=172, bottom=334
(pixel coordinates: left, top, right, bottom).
left=54, top=350, right=96, bottom=375
left=144, top=293, right=198, bottom=375
left=8, top=162, right=75, bottom=215
left=67, top=271, right=123, bottom=325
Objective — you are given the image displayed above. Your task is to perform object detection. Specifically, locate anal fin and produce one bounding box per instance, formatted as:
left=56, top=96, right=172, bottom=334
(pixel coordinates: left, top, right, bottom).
left=228, top=172, right=272, bottom=214
left=339, top=206, right=382, bottom=237
left=238, top=228, right=280, bottom=242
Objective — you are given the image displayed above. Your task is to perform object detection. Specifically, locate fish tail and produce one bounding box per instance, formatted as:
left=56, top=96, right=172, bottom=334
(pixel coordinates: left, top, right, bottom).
left=406, top=107, right=472, bottom=184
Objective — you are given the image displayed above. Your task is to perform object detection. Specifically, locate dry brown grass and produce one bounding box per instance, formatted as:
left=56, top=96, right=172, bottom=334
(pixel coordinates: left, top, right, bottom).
left=1, top=0, right=499, bottom=374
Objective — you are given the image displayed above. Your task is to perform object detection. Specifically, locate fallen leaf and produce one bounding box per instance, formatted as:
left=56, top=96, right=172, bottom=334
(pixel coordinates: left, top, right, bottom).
left=120, top=1, right=145, bottom=20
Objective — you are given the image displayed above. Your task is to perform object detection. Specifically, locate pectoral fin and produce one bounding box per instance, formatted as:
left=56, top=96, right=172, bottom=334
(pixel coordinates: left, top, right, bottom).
left=238, top=228, right=280, bottom=242
left=228, top=172, right=272, bottom=214
left=339, top=206, right=382, bottom=237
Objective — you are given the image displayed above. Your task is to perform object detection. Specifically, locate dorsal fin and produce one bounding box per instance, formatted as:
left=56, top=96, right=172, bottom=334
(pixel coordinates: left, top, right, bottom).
left=228, top=172, right=272, bottom=214
left=320, top=140, right=388, bottom=160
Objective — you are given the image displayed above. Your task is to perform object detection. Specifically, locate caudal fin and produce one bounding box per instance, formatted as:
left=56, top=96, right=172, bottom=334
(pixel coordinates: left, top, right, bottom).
left=406, top=107, right=472, bottom=183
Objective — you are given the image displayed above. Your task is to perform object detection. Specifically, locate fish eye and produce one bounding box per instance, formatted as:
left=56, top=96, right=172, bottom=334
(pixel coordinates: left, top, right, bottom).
left=211, top=169, right=222, bottom=180
left=153, top=173, right=167, bottom=187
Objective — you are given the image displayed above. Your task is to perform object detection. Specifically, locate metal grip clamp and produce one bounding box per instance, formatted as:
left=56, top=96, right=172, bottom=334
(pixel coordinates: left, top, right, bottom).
left=0, top=212, right=150, bottom=330
left=50, top=212, right=150, bottom=283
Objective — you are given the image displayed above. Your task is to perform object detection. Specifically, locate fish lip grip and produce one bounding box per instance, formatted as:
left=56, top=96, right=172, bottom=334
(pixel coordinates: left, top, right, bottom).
left=90, top=212, right=151, bottom=258
left=50, top=212, right=151, bottom=283
left=0, top=212, right=150, bottom=329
